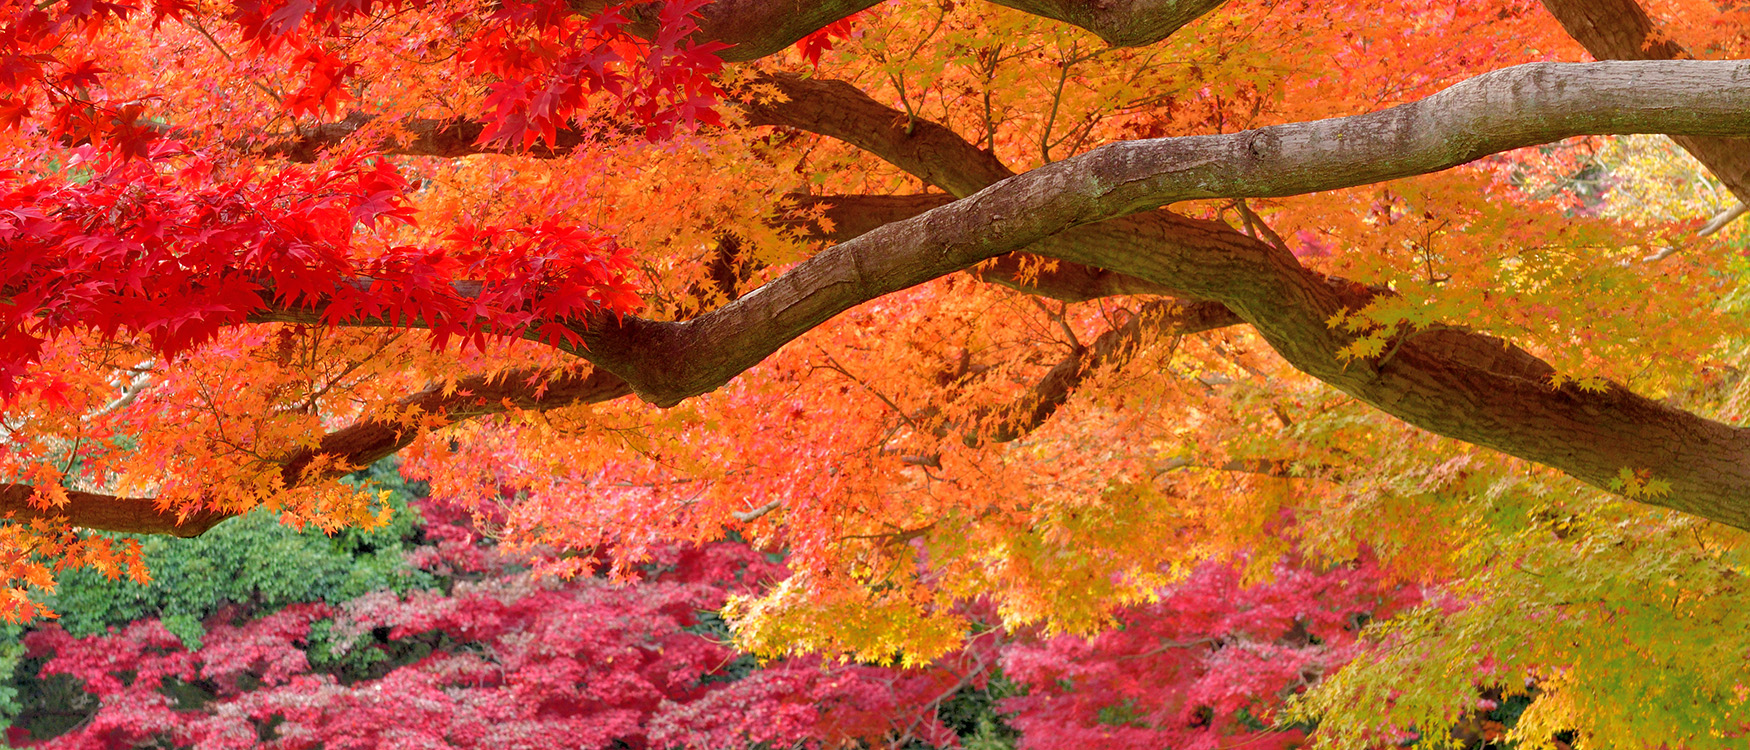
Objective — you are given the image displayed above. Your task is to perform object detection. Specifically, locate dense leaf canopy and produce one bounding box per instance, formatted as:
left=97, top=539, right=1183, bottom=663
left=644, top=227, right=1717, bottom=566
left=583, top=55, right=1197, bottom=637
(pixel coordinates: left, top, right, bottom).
left=7, top=466, right=1414, bottom=748
left=1, top=0, right=1749, bottom=745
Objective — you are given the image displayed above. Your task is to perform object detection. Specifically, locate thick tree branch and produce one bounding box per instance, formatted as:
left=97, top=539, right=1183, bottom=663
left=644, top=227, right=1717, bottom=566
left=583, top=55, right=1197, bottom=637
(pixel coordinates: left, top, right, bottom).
left=0, top=487, right=231, bottom=538
left=1540, top=0, right=1750, bottom=205
left=0, top=367, right=631, bottom=536
left=570, top=0, right=883, bottom=62
left=576, top=0, right=1227, bottom=62
left=784, top=193, right=1179, bottom=301
left=580, top=61, right=1750, bottom=400
left=984, top=0, right=1229, bottom=47
left=541, top=60, right=1750, bottom=529
left=40, top=60, right=1750, bottom=535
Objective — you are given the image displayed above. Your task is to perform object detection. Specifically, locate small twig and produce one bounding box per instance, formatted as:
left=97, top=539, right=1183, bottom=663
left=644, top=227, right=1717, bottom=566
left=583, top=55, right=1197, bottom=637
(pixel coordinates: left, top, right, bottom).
left=184, top=19, right=284, bottom=104
left=1698, top=201, right=1748, bottom=238
left=979, top=44, right=1002, bottom=151
left=815, top=348, right=922, bottom=431
left=886, top=71, right=918, bottom=135
left=1039, top=40, right=1079, bottom=163
left=1029, top=297, right=1081, bottom=350
left=85, top=361, right=156, bottom=421
left=1645, top=201, right=1749, bottom=263
left=1235, top=198, right=1291, bottom=253
left=731, top=499, right=783, bottom=523
left=1374, top=324, right=1414, bottom=370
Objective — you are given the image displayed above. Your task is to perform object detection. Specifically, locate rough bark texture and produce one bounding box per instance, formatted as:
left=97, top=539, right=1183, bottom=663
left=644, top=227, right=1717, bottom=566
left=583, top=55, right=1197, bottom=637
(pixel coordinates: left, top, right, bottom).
left=253, top=61, right=1750, bottom=531
left=559, top=61, right=1750, bottom=528
left=570, top=0, right=883, bottom=62
left=0, top=487, right=231, bottom=538
left=24, top=1, right=1750, bottom=537
left=985, top=0, right=1229, bottom=47
left=561, top=61, right=1750, bottom=396
left=1541, top=0, right=1750, bottom=202
left=573, top=0, right=1227, bottom=61
left=783, top=193, right=1178, bottom=300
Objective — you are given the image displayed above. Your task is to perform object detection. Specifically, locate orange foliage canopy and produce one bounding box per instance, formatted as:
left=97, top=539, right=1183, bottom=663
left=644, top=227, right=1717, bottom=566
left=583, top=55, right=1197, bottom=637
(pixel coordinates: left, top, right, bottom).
left=2, top=0, right=1750, bottom=705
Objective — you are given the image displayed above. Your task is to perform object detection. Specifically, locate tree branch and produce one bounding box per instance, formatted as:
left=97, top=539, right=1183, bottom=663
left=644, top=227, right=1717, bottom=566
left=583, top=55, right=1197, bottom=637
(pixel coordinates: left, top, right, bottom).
left=554, top=60, right=1750, bottom=529
left=579, top=61, right=1750, bottom=400
left=0, top=367, right=631, bottom=536
left=744, top=74, right=1017, bottom=199
left=991, top=0, right=1229, bottom=47
left=38, top=60, right=1750, bottom=535
left=0, top=487, right=232, bottom=538
left=569, top=0, right=883, bottom=63
left=966, top=299, right=1240, bottom=445
left=574, top=0, right=1227, bottom=62
left=257, top=114, right=590, bottom=162
left=751, top=76, right=1201, bottom=301
left=783, top=193, right=1180, bottom=301
left=256, top=0, right=1228, bottom=161
left=1540, top=0, right=1750, bottom=205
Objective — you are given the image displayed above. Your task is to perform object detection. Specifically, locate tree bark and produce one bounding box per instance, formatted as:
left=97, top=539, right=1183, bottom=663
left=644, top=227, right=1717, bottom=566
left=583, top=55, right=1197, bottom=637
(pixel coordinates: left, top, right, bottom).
left=571, top=0, right=1228, bottom=61
left=0, top=368, right=631, bottom=535
left=1541, top=0, right=1750, bottom=203
left=26, top=49, right=1750, bottom=536
left=256, top=61, right=1750, bottom=531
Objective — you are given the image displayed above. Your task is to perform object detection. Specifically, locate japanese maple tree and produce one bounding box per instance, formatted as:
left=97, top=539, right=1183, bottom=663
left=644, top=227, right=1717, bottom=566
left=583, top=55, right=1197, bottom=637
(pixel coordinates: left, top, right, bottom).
left=9, top=470, right=1418, bottom=749
left=3, top=0, right=1750, bottom=745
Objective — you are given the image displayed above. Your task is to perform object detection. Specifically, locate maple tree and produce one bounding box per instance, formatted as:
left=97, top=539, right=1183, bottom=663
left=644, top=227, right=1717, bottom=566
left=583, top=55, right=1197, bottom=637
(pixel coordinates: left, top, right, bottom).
left=5, top=465, right=1418, bottom=749
left=3, top=0, right=1750, bottom=744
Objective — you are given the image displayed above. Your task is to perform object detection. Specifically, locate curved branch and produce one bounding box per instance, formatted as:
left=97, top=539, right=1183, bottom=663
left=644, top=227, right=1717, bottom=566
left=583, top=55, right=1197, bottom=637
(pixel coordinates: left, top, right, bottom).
left=571, top=0, right=883, bottom=63
left=784, top=193, right=1178, bottom=301
left=744, top=74, right=1017, bottom=199
left=553, top=60, right=1750, bottom=529
left=1, top=367, right=631, bottom=536
left=37, top=60, right=1750, bottom=535
left=0, top=487, right=231, bottom=538
left=1698, top=202, right=1750, bottom=238
left=985, top=0, right=1229, bottom=47
left=584, top=60, right=1750, bottom=401
left=576, top=0, right=1227, bottom=62
left=1541, top=0, right=1750, bottom=204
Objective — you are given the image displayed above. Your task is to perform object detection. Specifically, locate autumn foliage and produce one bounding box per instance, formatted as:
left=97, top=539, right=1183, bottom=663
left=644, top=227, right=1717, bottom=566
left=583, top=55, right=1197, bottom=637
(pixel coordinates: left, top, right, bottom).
left=2, top=0, right=1750, bottom=746
left=4, top=468, right=1419, bottom=749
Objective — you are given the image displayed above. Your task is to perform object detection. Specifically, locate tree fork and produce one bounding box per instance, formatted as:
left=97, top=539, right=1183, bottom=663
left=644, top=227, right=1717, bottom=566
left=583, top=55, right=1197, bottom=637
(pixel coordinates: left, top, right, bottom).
left=21, top=61, right=1750, bottom=533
